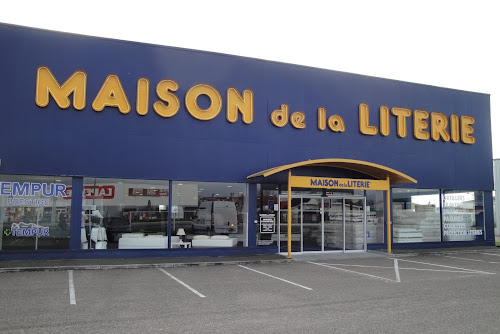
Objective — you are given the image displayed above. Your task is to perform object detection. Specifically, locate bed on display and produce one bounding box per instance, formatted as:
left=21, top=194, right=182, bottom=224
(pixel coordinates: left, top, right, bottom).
left=118, top=233, right=181, bottom=249
left=191, top=235, right=238, bottom=247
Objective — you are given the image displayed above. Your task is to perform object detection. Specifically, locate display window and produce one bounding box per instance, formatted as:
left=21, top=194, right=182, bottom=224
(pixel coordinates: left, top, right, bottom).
left=365, top=191, right=385, bottom=244
left=392, top=189, right=441, bottom=243
left=256, top=184, right=279, bottom=247
left=442, top=190, right=484, bottom=241
left=173, top=181, right=247, bottom=248
left=82, top=178, right=170, bottom=249
left=0, top=174, right=72, bottom=250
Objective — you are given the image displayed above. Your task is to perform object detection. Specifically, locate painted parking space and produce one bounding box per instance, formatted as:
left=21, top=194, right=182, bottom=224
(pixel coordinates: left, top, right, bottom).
left=0, top=270, right=74, bottom=311
left=441, top=249, right=500, bottom=265
left=70, top=267, right=221, bottom=307
left=289, top=252, right=499, bottom=284
left=394, top=257, right=495, bottom=282
left=408, top=251, right=500, bottom=275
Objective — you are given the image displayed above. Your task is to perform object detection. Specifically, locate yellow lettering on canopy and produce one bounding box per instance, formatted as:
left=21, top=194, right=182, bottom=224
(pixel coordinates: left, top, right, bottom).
left=271, top=104, right=289, bottom=127
left=136, top=78, right=149, bottom=116
left=227, top=88, right=253, bottom=124
left=92, top=74, right=131, bottom=114
left=460, top=116, right=476, bottom=144
left=359, top=103, right=378, bottom=135
left=35, top=66, right=87, bottom=110
left=430, top=112, right=450, bottom=141
left=391, top=107, right=411, bottom=138
left=185, top=84, right=222, bottom=120
left=154, top=80, right=180, bottom=118
left=413, top=110, right=430, bottom=140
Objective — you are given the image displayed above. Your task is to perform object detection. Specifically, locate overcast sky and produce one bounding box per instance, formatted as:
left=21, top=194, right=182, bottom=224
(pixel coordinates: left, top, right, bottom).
left=1, top=0, right=499, bottom=157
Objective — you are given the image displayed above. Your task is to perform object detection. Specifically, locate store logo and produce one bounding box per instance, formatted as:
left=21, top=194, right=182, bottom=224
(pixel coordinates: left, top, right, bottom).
left=64, top=185, right=115, bottom=200
left=310, top=178, right=371, bottom=189
left=3, top=229, right=12, bottom=236
left=0, top=182, right=67, bottom=197
left=35, top=66, right=477, bottom=145
left=35, top=66, right=253, bottom=124
left=10, top=222, right=50, bottom=237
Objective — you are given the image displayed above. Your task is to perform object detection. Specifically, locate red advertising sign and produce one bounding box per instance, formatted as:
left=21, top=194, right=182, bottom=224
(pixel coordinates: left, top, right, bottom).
left=64, top=185, right=115, bottom=199
left=128, top=188, right=169, bottom=197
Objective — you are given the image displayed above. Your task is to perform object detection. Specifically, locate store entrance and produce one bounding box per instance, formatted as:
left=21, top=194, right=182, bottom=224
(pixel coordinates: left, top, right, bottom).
left=278, top=195, right=366, bottom=253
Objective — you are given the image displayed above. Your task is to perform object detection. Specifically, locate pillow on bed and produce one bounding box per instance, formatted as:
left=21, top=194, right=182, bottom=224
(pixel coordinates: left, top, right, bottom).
left=121, top=233, right=145, bottom=238
left=193, top=235, right=210, bottom=240
left=211, top=235, right=230, bottom=240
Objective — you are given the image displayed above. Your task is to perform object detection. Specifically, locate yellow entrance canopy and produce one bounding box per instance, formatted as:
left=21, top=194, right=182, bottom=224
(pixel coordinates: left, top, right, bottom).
left=248, top=158, right=417, bottom=257
left=247, top=158, right=417, bottom=185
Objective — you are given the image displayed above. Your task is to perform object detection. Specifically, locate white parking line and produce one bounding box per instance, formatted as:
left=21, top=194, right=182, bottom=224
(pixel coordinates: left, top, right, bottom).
left=394, top=259, right=401, bottom=282
left=311, top=264, right=396, bottom=269
left=445, top=255, right=499, bottom=264
left=307, top=261, right=399, bottom=283
left=238, top=265, right=313, bottom=290
left=401, top=268, right=486, bottom=273
left=158, top=268, right=206, bottom=298
left=481, top=252, right=500, bottom=258
left=68, top=270, right=76, bottom=305
left=397, top=258, right=496, bottom=275
left=321, top=262, right=487, bottom=274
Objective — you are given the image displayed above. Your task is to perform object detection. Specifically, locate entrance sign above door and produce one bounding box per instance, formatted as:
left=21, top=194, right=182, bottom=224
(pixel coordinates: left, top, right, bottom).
left=290, top=176, right=389, bottom=191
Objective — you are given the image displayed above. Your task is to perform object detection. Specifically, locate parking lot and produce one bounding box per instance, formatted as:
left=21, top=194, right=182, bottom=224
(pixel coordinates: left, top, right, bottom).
left=1, top=249, right=500, bottom=333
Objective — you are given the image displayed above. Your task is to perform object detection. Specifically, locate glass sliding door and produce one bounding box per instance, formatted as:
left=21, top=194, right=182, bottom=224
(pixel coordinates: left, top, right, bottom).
left=278, top=195, right=301, bottom=252
left=278, top=194, right=366, bottom=253
left=323, top=197, right=343, bottom=251
left=302, top=197, right=322, bottom=251
left=344, top=197, right=366, bottom=251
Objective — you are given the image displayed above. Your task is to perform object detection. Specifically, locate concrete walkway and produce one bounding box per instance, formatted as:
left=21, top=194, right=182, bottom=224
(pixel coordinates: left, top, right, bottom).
left=0, top=253, right=290, bottom=272
left=0, top=246, right=498, bottom=272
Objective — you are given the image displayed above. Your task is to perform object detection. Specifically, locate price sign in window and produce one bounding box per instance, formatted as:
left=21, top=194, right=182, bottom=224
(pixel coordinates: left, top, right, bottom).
left=259, top=214, right=275, bottom=234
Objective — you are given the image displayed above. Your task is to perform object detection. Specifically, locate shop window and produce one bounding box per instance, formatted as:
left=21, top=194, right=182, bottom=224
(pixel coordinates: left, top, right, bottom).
left=0, top=174, right=72, bottom=250
left=82, top=178, right=169, bottom=249
left=174, top=181, right=246, bottom=247
left=442, top=190, right=484, bottom=241
left=392, top=189, right=441, bottom=243
left=365, top=190, right=385, bottom=244
left=256, top=184, right=279, bottom=247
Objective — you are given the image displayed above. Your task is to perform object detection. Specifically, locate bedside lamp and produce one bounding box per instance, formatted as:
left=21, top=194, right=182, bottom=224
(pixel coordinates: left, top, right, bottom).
left=92, top=210, right=103, bottom=219
left=176, top=228, right=186, bottom=242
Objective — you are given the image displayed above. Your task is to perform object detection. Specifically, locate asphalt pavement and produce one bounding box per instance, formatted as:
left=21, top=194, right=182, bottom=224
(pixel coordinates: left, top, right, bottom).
left=2, top=246, right=500, bottom=333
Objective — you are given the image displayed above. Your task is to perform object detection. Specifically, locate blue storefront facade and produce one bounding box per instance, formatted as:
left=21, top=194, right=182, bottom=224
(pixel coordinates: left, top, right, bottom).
left=0, top=23, right=494, bottom=260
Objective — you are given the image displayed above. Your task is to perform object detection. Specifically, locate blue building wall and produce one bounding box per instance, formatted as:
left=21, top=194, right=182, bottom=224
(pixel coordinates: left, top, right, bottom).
left=0, top=24, right=495, bottom=259
left=0, top=23, right=493, bottom=191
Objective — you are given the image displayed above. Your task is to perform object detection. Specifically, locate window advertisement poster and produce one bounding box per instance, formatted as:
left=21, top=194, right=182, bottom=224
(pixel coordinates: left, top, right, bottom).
left=442, top=191, right=484, bottom=241
left=0, top=175, right=72, bottom=250
left=260, top=214, right=276, bottom=234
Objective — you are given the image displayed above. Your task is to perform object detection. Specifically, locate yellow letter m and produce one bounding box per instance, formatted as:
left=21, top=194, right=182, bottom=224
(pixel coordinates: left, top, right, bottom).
left=35, top=66, right=87, bottom=110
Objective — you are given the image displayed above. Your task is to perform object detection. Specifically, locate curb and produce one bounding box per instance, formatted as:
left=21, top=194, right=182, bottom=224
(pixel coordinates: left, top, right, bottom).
left=386, top=248, right=500, bottom=258
left=0, top=258, right=293, bottom=273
